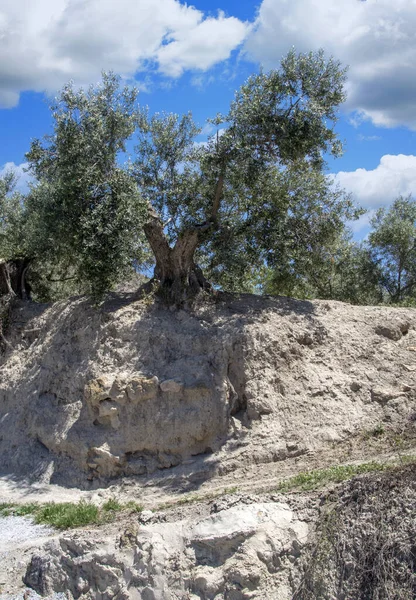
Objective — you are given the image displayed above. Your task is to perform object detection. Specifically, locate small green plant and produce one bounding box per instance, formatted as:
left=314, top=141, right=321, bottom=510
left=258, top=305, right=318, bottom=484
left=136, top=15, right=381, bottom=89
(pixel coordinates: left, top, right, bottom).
left=12, top=503, right=39, bottom=516
left=223, top=486, right=238, bottom=494
left=124, top=500, right=144, bottom=513
left=0, top=502, right=14, bottom=516
left=371, top=423, right=385, bottom=437
left=102, top=497, right=122, bottom=512
left=362, top=423, right=386, bottom=440
left=390, top=433, right=407, bottom=452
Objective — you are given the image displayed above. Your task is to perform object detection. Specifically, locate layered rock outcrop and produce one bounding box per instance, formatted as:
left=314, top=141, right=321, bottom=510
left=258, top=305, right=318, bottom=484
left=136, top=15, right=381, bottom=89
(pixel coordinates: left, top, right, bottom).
left=0, top=294, right=415, bottom=487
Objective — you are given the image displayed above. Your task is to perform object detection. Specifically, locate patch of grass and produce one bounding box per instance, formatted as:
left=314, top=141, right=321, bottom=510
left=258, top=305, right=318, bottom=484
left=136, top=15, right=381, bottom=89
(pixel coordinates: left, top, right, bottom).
left=277, top=462, right=388, bottom=492
left=0, top=502, right=14, bottom=516
left=0, top=497, right=144, bottom=530
left=124, top=500, right=144, bottom=513
left=102, top=497, right=123, bottom=512
left=12, top=503, right=39, bottom=516
left=100, top=497, right=143, bottom=520
left=223, top=486, right=238, bottom=495
left=396, top=453, right=416, bottom=465
left=277, top=457, right=416, bottom=493
left=34, top=501, right=100, bottom=529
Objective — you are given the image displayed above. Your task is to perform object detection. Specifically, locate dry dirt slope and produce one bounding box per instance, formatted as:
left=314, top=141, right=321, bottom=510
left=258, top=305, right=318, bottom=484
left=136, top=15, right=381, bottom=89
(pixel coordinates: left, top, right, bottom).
left=0, top=293, right=415, bottom=599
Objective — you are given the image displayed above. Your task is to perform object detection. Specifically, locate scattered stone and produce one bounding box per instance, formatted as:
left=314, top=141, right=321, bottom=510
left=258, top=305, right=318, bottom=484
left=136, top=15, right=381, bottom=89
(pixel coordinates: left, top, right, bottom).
left=375, top=321, right=409, bottom=341
left=370, top=388, right=406, bottom=405
left=159, top=379, right=184, bottom=393
left=139, top=510, right=154, bottom=524
left=126, top=375, right=159, bottom=402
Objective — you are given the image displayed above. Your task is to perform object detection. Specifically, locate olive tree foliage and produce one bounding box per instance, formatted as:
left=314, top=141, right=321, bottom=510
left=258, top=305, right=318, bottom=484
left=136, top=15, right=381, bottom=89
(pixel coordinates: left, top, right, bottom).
left=26, top=74, right=149, bottom=300
left=133, top=49, right=359, bottom=303
left=0, top=172, right=33, bottom=346
left=22, top=50, right=358, bottom=305
left=0, top=172, right=23, bottom=261
left=262, top=235, right=382, bottom=305
left=205, top=162, right=363, bottom=296
left=367, top=195, right=416, bottom=303
left=263, top=195, right=416, bottom=306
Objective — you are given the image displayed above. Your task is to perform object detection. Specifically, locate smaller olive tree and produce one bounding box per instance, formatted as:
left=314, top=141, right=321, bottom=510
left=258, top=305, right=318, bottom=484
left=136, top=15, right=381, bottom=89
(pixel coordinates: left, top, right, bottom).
left=368, top=195, right=416, bottom=303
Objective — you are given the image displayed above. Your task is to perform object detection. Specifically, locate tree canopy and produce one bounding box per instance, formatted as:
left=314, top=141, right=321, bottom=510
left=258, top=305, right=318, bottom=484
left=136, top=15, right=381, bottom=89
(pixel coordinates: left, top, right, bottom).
left=367, top=195, right=416, bottom=303
left=1, top=49, right=366, bottom=306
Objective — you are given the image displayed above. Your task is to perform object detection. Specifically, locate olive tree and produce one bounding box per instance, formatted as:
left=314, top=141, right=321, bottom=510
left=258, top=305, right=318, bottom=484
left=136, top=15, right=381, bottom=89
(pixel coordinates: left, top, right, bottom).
left=368, top=195, right=416, bottom=303
left=25, top=50, right=357, bottom=305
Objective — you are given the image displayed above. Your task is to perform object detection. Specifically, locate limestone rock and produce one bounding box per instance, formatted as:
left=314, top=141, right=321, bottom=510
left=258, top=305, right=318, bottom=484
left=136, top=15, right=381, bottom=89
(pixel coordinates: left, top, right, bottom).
left=188, top=503, right=297, bottom=564
left=160, top=379, right=184, bottom=393
left=371, top=387, right=406, bottom=405
left=84, top=376, right=113, bottom=406
left=109, top=376, right=128, bottom=403
left=139, top=510, right=154, bottom=524
left=126, top=374, right=159, bottom=402
left=87, top=444, right=126, bottom=477
left=22, top=500, right=309, bottom=600
left=97, top=399, right=120, bottom=428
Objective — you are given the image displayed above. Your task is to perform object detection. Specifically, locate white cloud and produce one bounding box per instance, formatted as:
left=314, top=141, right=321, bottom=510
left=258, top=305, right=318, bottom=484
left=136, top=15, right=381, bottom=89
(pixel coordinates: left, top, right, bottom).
left=157, top=12, right=248, bottom=77
left=332, top=154, right=416, bottom=208
left=0, top=162, right=32, bottom=194
left=245, top=0, right=416, bottom=129
left=0, top=0, right=248, bottom=107
left=357, top=134, right=381, bottom=142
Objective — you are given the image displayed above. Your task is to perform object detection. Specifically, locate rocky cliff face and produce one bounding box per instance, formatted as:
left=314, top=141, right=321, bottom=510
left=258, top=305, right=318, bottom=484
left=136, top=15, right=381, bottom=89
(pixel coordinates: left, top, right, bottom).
left=1, top=294, right=415, bottom=488
left=1, top=293, right=416, bottom=599
left=22, top=498, right=311, bottom=600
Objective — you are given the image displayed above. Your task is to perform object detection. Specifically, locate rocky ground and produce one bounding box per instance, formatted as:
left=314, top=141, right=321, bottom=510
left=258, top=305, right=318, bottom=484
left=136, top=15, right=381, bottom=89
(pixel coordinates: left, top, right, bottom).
left=0, top=293, right=415, bottom=599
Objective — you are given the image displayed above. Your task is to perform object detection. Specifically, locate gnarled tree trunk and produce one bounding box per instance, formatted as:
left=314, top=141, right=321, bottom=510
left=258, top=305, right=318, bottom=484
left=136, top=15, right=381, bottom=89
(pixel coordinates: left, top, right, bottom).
left=0, top=258, right=32, bottom=300
left=144, top=208, right=211, bottom=306
left=143, top=172, right=224, bottom=306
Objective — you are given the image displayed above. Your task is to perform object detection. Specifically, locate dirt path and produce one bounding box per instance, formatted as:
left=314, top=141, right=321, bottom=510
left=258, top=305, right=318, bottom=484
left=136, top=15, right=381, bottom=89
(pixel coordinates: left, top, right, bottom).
left=2, top=428, right=414, bottom=509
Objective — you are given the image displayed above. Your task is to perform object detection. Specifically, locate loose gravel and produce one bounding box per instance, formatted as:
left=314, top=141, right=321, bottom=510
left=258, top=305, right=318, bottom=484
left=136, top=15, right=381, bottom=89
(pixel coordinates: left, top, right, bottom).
left=0, top=516, right=53, bottom=552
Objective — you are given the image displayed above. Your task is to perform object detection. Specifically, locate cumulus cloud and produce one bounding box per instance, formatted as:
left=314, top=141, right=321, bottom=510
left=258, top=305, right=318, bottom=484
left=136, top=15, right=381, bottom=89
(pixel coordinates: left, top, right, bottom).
left=245, top=0, right=416, bottom=129
left=332, top=154, right=416, bottom=208
left=0, top=0, right=248, bottom=107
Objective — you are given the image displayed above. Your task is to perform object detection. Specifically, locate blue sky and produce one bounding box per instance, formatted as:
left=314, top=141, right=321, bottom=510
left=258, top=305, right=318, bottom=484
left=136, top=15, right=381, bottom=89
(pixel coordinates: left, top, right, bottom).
left=1, top=0, right=416, bottom=237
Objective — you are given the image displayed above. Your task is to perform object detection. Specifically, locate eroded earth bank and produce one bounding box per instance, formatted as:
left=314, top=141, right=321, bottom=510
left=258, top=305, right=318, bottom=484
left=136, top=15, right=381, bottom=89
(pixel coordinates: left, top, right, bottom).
left=0, top=293, right=415, bottom=599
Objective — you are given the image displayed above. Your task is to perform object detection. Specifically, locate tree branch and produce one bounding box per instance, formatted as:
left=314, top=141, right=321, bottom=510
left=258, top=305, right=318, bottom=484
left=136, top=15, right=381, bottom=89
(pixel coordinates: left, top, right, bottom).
left=143, top=203, right=171, bottom=268
left=0, top=262, right=15, bottom=297
left=210, top=172, right=225, bottom=222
